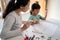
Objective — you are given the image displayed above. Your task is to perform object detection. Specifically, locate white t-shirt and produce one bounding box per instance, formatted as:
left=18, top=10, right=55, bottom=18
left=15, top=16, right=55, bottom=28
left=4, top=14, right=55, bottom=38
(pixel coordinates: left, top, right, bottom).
left=1, top=11, right=23, bottom=39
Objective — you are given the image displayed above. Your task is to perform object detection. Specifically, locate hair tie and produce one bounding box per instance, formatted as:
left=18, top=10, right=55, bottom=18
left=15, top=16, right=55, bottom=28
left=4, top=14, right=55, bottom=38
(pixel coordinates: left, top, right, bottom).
left=15, top=0, right=17, bottom=3
left=35, top=1, right=39, bottom=4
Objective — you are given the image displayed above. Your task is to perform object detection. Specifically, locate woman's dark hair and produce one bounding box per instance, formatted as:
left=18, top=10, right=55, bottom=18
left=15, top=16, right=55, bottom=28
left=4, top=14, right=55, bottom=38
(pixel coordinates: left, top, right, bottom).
left=3, top=0, right=30, bottom=18
left=30, top=1, right=41, bottom=15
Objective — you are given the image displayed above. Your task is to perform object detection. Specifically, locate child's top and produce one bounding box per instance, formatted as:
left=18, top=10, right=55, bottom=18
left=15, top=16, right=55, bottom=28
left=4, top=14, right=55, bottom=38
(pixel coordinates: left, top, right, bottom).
left=29, top=15, right=43, bottom=20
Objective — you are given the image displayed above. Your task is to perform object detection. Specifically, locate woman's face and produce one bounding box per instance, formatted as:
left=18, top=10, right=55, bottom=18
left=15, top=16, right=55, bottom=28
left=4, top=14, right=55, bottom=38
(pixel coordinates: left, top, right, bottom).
left=21, top=1, right=30, bottom=12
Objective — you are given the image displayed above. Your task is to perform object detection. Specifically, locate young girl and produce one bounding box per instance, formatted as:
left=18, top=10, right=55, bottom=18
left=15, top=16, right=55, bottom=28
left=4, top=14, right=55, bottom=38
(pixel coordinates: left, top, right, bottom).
left=29, top=2, right=47, bottom=21
left=1, top=0, right=32, bottom=40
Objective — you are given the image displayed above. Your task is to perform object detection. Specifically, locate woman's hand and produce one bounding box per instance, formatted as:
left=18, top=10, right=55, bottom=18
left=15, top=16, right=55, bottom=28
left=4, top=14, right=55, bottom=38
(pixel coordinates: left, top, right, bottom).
left=21, top=21, right=31, bottom=31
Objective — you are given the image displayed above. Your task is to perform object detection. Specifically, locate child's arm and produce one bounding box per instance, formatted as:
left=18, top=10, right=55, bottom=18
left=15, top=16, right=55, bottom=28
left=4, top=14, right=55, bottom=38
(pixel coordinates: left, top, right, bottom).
left=38, top=14, right=47, bottom=20
left=42, top=9, right=48, bottom=20
left=43, top=12, right=47, bottom=20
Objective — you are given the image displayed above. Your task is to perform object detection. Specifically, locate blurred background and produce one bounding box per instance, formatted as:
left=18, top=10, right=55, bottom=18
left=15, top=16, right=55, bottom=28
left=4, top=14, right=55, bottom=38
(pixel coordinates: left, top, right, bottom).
left=0, top=0, right=60, bottom=40
left=0, top=0, right=60, bottom=20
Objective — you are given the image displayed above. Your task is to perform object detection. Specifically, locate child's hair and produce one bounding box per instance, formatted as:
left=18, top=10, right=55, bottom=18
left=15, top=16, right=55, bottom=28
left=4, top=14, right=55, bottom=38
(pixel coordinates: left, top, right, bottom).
left=30, top=1, right=41, bottom=15
left=3, top=0, right=30, bottom=19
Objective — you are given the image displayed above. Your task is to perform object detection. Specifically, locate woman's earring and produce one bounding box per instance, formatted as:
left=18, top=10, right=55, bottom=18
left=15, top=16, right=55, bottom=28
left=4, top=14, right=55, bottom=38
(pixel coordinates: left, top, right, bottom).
left=15, top=0, right=17, bottom=3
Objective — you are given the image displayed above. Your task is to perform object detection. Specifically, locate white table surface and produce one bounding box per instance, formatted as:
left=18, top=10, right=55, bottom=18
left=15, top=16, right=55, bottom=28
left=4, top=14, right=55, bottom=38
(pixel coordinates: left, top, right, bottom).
left=0, top=19, right=60, bottom=40
left=22, top=20, right=58, bottom=40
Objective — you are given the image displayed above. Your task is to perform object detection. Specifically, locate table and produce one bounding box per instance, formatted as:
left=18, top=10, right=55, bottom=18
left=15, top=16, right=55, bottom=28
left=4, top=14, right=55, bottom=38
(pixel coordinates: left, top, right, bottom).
left=22, top=20, right=58, bottom=40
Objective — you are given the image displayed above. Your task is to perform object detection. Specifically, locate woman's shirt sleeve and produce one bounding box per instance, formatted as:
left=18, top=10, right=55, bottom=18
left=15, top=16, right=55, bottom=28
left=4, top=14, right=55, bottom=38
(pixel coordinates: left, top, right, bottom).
left=1, top=15, right=22, bottom=39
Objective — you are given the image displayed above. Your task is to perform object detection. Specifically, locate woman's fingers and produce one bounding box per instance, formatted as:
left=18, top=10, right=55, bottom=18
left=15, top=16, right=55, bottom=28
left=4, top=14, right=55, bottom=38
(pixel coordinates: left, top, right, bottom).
left=21, top=22, right=31, bottom=31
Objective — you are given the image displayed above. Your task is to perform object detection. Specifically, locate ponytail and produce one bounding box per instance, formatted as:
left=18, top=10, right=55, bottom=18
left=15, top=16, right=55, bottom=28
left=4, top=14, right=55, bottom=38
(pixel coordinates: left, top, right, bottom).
left=3, top=0, right=16, bottom=18
left=35, top=1, right=39, bottom=4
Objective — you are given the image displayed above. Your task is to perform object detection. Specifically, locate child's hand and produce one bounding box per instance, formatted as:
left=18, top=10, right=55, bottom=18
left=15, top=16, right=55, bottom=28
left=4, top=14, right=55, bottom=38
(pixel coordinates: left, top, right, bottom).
left=30, top=20, right=40, bottom=25
left=33, top=20, right=39, bottom=24
left=30, top=21, right=35, bottom=25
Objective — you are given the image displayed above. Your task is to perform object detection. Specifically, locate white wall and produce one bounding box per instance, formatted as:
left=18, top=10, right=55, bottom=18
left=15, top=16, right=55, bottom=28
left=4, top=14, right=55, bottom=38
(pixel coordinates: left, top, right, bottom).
left=47, top=0, right=60, bottom=21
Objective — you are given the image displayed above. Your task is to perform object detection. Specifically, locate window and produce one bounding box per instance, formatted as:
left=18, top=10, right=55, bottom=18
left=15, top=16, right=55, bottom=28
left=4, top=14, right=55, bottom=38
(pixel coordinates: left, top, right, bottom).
left=0, top=1, right=2, bottom=17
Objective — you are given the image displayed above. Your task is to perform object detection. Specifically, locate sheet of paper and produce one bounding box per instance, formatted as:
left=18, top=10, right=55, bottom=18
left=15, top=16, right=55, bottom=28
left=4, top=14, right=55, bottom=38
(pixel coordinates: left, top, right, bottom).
left=33, top=20, right=58, bottom=36
left=23, top=20, right=58, bottom=37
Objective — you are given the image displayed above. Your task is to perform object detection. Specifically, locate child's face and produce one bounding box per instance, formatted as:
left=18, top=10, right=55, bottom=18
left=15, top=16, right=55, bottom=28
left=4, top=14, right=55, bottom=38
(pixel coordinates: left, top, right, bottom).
left=32, top=9, right=40, bottom=16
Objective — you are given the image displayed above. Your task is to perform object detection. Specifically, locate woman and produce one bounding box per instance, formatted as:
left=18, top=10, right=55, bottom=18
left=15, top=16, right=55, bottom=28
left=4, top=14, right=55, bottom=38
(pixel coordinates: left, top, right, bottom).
left=1, top=0, right=31, bottom=40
